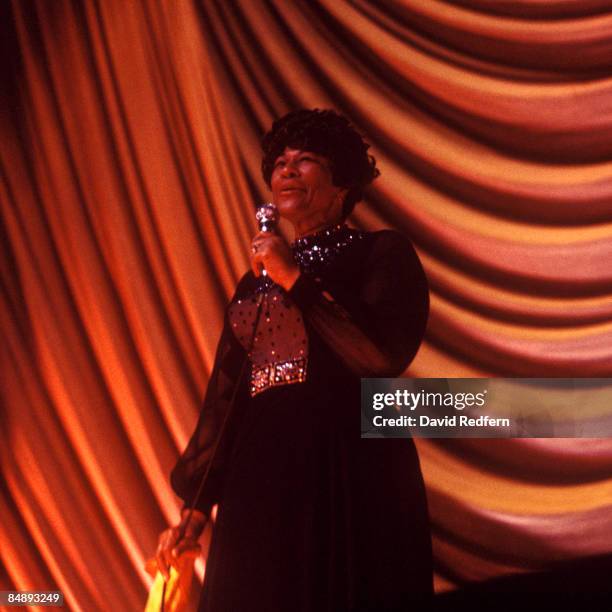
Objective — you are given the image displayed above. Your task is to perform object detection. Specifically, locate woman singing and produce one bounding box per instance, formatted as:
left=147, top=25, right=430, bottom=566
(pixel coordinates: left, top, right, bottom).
left=154, top=109, right=432, bottom=611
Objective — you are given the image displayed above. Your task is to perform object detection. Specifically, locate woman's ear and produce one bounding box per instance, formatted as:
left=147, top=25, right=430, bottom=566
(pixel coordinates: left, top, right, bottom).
left=335, top=188, right=349, bottom=207
left=333, top=188, right=349, bottom=219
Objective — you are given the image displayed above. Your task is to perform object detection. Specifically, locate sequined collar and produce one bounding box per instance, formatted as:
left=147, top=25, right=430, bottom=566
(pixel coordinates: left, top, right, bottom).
left=291, top=223, right=363, bottom=274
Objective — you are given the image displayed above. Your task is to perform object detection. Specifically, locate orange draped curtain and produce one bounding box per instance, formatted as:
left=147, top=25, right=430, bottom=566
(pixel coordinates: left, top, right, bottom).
left=2, top=0, right=612, bottom=609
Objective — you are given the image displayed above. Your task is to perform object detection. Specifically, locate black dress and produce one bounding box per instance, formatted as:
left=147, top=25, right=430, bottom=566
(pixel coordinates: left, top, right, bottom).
left=171, top=226, right=433, bottom=612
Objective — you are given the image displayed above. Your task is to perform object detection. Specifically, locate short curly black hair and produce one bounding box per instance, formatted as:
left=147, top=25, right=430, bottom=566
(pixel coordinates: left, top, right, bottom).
left=261, top=108, right=379, bottom=219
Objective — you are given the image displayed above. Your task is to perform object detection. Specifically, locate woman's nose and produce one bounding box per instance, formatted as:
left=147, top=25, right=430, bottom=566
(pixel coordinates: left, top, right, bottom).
left=281, top=160, right=299, bottom=176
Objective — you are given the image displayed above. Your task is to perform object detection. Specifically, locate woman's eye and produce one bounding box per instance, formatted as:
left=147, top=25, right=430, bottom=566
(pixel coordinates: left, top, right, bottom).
left=273, top=155, right=317, bottom=169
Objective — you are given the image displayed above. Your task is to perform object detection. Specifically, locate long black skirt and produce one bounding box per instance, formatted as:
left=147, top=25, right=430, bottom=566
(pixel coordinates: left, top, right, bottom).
left=197, top=383, right=433, bottom=612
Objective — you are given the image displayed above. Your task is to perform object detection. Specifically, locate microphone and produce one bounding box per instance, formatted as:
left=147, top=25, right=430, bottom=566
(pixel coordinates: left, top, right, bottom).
left=256, top=202, right=279, bottom=234
left=255, top=202, right=279, bottom=279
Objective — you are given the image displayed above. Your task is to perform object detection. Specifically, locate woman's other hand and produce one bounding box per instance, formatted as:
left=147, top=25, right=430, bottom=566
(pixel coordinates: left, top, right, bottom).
left=155, top=509, right=207, bottom=581
left=251, top=231, right=300, bottom=291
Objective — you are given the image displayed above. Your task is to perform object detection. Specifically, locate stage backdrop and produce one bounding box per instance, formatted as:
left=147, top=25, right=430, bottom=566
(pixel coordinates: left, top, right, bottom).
left=2, top=0, right=612, bottom=609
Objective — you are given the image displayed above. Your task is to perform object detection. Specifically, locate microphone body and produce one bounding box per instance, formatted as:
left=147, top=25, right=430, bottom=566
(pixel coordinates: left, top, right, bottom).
left=255, top=203, right=279, bottom=279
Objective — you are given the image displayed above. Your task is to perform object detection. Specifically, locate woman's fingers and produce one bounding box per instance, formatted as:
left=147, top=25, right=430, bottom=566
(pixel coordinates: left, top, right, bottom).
left=251, top=237, right=268, bottom=277
left=250, top=232, right=299, bottom=290
left=156, top=527, right=179, bottom=581
left=155, top=529, right=171, bottom=580
left=156, top=531, right=201, bottom=577
left=172, top=537, right=201, bottom=560
left=251, top=232, right=293, bottom=283
left=154, top=511, right=207, bottom=580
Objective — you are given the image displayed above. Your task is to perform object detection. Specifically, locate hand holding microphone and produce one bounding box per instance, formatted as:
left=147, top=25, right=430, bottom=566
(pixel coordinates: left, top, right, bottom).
left=251, top=203, right=300, bottom=291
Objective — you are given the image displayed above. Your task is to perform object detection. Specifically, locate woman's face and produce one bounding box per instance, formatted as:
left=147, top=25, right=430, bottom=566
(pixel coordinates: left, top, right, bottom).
left=270, top=146, right=346, bottom=234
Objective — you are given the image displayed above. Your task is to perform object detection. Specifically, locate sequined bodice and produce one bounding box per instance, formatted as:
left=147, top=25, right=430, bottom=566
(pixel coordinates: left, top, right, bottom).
left=229, top=285, right=308, bottom=396
left=229, top=224, right=364, bottom=396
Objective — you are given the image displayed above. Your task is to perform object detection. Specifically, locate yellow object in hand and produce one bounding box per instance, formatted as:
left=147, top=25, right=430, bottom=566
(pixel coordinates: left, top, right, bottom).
left=144, top=547, right=200, bottom=612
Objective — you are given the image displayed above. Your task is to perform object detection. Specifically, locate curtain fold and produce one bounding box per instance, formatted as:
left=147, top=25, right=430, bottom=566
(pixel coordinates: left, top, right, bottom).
left=2, top=0, right=611, bottom=608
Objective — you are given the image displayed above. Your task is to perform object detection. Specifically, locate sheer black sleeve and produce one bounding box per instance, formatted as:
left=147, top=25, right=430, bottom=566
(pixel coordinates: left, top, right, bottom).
left=288, top=230, right=429, bottom=377
left=170, top=282, right=249, bottom=517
